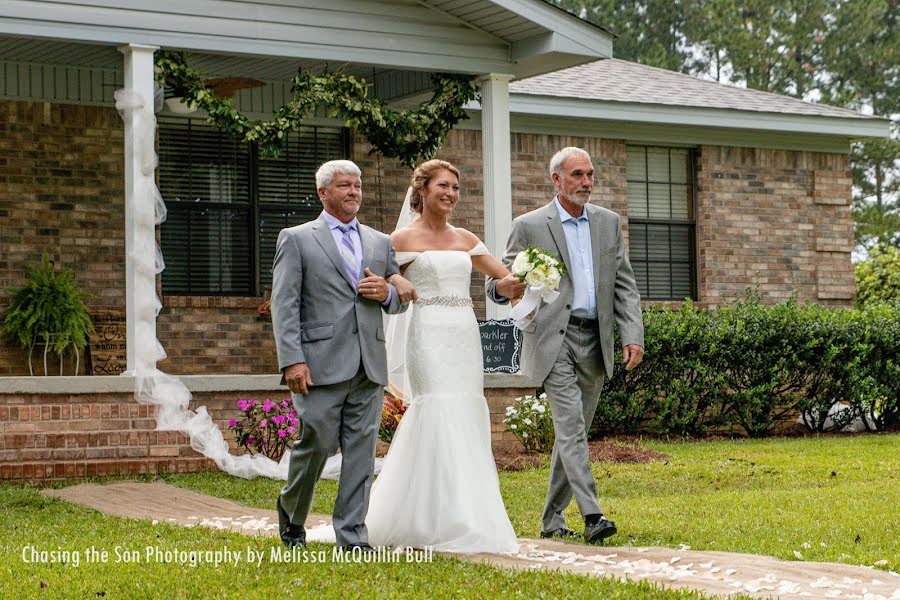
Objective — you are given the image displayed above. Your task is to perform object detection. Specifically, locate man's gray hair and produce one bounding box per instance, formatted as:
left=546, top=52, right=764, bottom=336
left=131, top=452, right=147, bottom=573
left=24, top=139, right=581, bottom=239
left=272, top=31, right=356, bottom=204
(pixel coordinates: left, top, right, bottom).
left=316, top=160, right=362, bottom=189
left=549, top=147, right=592, bottom=177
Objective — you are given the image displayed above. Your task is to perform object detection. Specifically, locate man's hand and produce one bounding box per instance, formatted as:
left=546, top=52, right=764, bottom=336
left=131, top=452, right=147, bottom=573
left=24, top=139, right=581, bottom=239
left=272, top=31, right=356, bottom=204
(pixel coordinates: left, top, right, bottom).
left=284, top=363, right=314, bottom=395
left=358, top=268, right=390, bottom=302
left=387, top=273, right=418, bottom=304
left=495, top=273, right=526, bottom=300
left=622, top=344, right=644, bottom=371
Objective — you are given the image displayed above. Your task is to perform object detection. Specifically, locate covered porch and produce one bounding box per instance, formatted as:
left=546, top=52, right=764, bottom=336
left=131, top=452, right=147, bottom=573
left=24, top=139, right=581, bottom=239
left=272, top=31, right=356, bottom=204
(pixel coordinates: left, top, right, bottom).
left=0, top=0, right=613, bottom=481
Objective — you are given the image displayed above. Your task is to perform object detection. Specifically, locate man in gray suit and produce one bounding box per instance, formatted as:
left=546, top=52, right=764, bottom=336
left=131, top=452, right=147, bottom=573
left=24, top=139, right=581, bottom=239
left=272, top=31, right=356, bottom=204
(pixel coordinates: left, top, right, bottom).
left=488, top=147, right=644, bottom=544
left=271, top=160, right=409, bottom=551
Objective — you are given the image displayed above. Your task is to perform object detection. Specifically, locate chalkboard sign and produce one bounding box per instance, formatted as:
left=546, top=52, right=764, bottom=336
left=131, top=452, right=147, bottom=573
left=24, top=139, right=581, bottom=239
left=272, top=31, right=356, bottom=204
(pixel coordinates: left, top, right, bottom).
left=479, top=319, right=521, bottom=373
left=86, top=311, right=127, bottom=375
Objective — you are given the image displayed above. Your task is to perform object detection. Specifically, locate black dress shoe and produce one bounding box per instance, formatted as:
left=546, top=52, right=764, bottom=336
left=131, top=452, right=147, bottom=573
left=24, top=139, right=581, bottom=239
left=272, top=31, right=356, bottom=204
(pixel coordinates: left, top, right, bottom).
left=276, top=498, right=306, bottom=548
left=338, top=543, right=376, bottom=553
left=540, top=527, right=582, bottom=541
left=584, top=515, right=617, bottom=544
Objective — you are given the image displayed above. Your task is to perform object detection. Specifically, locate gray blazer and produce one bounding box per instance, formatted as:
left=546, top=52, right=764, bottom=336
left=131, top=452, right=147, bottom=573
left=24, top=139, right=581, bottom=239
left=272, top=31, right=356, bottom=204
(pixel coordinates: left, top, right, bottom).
left=271, top=213, right=406, bottom=387
left=487, top=201, right=644, bottom=382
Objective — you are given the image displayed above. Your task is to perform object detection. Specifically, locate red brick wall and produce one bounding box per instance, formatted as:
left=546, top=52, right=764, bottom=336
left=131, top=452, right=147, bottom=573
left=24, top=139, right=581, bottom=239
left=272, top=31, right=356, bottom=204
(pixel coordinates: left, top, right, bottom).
left=696, top=146, right=854, bottom=305
left=0, top=100, right=856, bottom=377
left=0, top=389, right=294, bottom=483
left=0, top=102, right=126, bottom=376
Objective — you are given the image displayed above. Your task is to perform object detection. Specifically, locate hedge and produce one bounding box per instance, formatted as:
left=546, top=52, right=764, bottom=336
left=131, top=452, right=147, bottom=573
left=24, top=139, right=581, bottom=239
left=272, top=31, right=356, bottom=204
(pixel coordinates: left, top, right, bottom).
left=591, top=291, right=899, bottom=438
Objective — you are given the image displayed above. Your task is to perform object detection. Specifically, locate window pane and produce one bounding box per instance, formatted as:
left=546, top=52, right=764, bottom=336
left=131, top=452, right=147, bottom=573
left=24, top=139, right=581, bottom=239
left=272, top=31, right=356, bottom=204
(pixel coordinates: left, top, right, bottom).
left=648, top=183, right=670, bottom=219
left=628, top=224, right=648, bottom=260
left=626, top=146, right=646, bottom=180
left=161, top=205, right=252, bottom=295
left=158, top=117, right=250, bottom=204
left=670, top=148, right=690, bottom=184
left=258, top=126, right=345, bottom=205
left=671, top=184, right=690, bottom=219
left=646, top=147, right=669, bottom=181
left=627, top=181, right=648, bottom=218
left=626, top=145, right=696, bottom=300
left=158, top=118, right=252, bottom=295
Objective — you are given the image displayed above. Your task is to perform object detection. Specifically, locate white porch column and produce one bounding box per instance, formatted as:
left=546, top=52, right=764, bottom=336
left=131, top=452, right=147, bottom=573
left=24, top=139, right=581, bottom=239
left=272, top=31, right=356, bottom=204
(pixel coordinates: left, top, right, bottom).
left=118, top=43, right=158, bottom=375
left=478, top=73, right=515, bottom=320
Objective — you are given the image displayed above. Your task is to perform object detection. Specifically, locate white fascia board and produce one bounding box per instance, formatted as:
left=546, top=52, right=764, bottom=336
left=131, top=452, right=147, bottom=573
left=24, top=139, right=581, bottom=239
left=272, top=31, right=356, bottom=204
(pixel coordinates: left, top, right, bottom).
left=511, top=30, right=610, bottom=62
left=489, top=0, right=613, bottom=56
left=507, top=94, right=892, bottom=139
left=0, top=20, right=514, bottom=75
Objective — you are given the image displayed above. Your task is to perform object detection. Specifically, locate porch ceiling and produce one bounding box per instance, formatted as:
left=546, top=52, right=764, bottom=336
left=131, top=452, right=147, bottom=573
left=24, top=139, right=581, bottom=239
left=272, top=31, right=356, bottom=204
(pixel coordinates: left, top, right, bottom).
left=0, top=0, right=613, bottom=79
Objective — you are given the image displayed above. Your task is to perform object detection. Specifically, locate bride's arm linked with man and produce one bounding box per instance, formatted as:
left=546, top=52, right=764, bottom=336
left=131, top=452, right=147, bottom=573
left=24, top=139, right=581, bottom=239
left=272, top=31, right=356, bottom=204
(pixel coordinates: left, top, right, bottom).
left=271, top=148, right=644, bottom=555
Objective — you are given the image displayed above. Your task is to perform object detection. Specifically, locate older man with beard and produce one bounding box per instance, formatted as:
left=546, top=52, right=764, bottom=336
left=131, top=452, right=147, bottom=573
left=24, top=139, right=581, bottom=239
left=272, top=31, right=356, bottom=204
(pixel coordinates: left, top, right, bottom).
left=487, top=147, right=645, bottom=544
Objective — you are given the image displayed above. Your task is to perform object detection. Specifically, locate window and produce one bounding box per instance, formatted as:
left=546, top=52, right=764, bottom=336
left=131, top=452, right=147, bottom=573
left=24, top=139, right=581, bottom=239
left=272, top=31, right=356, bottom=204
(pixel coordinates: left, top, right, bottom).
left=158, top=117, right=348, bottom=295
left=626, top=145, right=697, bottom=300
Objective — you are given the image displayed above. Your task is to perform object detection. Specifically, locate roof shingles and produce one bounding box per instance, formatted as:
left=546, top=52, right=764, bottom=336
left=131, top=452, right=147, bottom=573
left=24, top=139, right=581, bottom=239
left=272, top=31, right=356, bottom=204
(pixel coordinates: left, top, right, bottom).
left=510, top=59, right=875, bottom=120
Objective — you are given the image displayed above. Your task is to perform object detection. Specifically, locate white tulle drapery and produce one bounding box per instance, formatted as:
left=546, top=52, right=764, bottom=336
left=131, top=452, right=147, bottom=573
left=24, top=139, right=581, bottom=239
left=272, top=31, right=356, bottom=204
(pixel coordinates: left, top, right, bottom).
left=384, top=187, right=420, bottom=403
left=114, top=87, right=344, bottom=480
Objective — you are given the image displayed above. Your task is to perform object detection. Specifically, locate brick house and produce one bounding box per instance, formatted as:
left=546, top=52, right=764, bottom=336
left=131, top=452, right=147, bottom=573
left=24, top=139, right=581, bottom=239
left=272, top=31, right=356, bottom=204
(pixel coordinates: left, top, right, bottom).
left=0, top=1, right=889, bottom=482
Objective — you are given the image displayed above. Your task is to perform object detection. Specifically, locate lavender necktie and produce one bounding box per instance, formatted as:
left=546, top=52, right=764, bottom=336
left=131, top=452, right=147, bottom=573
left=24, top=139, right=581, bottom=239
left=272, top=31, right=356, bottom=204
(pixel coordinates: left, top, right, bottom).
left=337, top=224, right=360, bottom=288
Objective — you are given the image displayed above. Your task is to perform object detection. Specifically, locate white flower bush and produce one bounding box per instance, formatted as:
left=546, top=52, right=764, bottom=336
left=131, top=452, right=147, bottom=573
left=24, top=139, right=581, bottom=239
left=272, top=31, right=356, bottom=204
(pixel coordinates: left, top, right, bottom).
left=503, top=393, right=555, bottom=453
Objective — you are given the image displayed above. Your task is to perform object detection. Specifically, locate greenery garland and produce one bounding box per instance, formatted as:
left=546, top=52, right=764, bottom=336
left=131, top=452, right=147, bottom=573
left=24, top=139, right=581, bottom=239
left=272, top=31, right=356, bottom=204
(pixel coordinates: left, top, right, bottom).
left=154, top=51, right=477, bottom=168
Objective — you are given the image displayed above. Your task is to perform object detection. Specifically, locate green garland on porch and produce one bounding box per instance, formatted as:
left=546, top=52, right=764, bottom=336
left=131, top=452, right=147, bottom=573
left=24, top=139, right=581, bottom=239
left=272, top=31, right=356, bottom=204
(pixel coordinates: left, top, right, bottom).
left=154, top=51, right=477, bottom=168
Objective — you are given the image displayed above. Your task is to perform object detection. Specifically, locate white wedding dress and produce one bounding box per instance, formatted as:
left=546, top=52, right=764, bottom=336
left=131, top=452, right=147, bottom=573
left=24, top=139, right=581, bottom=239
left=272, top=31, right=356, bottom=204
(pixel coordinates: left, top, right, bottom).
left=364, top=244, right=520, bottom=553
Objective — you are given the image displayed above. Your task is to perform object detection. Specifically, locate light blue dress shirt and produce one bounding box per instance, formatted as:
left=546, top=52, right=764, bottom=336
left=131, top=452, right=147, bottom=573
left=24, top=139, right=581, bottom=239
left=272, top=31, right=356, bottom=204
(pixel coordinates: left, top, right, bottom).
left=555, top=197, right=596, bottom=319
left=321, top=211, right=393, bottom=306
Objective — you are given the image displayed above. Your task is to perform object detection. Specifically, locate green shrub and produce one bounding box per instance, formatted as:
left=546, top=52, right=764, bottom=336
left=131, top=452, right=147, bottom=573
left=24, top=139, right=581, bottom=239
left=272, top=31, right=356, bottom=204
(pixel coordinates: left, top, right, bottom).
left=855, top=244, right=900, bottom=308
left=592, top=291, right=900, bottom=438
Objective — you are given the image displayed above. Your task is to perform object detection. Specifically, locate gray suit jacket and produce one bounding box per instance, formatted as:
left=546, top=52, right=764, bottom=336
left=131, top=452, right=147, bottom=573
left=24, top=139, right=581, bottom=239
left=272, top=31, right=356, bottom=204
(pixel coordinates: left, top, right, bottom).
left=487, top=201, right=644, bottom=382
left=271, top=212, right=405, bottom=387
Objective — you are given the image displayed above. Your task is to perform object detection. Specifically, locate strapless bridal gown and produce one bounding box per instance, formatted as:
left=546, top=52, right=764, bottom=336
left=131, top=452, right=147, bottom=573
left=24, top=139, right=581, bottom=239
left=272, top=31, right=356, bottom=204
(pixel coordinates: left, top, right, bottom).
left=365, top=243, right=519, bottom=553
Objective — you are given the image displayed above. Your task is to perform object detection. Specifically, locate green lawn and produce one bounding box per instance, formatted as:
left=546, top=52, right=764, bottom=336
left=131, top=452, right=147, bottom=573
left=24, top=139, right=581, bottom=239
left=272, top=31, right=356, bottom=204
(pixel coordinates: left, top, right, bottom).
left=165, top=434, right=899, bottom=571
left=1, top=435, right=895, bottom=598
left=0, top=487, right=711, bottom=599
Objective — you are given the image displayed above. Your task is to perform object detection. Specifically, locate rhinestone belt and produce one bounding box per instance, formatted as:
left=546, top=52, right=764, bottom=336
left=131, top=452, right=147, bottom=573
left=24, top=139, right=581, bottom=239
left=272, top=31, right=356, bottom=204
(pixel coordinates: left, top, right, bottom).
left=415, top=295, right=473, bottom=307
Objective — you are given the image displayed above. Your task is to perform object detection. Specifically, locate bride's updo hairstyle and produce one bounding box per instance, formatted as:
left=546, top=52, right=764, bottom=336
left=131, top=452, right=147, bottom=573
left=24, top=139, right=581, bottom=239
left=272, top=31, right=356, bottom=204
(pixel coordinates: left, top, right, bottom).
left=409, top=159, right=460, bottom=213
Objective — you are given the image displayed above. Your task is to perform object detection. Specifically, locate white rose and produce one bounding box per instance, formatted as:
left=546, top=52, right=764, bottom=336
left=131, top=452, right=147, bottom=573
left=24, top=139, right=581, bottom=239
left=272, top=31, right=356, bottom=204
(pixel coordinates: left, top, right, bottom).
left=539, top=393, right=548, bottom=399
left=536, top=405, right=546, bottom=413
left=525, top=269, right=546, bottom=286
left=511, top=252, right=530, bottom=276
left=545, top=268, right=561, bottom=289
left=524, top=418, right=532, bottom=426
left=510, top=424, right=517, bottom=430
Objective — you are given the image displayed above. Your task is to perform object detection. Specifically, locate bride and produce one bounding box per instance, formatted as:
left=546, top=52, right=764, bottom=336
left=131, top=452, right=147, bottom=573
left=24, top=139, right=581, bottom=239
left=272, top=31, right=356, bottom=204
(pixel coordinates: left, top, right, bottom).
left=364, top=159, right=524, bottom=553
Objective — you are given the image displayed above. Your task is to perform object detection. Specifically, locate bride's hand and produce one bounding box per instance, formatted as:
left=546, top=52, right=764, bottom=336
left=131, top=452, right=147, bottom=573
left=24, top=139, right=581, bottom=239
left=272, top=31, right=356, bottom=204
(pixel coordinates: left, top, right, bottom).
left=387, top=274, right=418, bottom=304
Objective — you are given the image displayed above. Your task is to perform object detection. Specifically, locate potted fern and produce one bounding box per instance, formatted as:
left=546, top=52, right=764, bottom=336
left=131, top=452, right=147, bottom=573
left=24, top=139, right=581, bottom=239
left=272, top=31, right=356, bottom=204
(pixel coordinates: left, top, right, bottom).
left=3, top=254, right=93, bottom=375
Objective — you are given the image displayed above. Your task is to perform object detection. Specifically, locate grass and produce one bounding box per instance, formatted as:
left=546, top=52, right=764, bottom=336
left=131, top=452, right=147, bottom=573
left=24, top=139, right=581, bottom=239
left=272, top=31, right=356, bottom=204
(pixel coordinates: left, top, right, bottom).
left=164, top=434, right=899, bottom=572
left=1, top=435, right=895, bottom=598
left=0, top=485, right=712, bottom=599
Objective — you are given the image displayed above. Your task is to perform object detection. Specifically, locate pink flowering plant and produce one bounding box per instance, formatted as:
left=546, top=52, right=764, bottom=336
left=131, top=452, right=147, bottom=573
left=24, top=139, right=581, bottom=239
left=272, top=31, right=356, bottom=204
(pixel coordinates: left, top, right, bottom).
left=228, top=397, right=300, bottom=460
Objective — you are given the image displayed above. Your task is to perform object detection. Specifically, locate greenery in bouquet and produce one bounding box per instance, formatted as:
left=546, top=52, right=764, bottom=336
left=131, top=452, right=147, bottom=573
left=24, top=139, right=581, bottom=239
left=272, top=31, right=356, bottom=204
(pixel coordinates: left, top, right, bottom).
left=504, top=393, right=555, bottom=453
left=379, top=393, right=407, bottom=444
left=511, top=246, right=566, bottom=290
left=228, top=398, right=300, bottom=460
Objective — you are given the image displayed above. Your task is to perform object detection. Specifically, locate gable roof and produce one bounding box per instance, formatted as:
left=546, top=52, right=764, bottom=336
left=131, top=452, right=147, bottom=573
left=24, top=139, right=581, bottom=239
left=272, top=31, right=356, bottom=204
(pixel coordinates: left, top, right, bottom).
left=511, top=58, right=879, bottom=120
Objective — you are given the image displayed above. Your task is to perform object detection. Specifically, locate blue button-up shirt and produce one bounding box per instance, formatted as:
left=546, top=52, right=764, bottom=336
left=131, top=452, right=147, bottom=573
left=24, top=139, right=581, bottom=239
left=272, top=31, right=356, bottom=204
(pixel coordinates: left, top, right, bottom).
left=321, top=211, right=393, bottom=306
left=555, top=197, right=596, bottom=318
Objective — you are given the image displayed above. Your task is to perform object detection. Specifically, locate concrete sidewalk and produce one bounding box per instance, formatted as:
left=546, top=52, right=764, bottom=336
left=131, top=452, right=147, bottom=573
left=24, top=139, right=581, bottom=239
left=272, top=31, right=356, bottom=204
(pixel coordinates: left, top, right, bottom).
left=43, top=481, right=900, bottom=600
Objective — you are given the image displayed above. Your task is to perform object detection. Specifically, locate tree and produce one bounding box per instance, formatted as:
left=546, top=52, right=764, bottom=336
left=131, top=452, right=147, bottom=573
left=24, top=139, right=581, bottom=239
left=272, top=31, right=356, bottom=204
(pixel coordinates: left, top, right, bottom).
left=550, top=0, right=899, bottom=253
left=821, top=0, right=899, bottom=250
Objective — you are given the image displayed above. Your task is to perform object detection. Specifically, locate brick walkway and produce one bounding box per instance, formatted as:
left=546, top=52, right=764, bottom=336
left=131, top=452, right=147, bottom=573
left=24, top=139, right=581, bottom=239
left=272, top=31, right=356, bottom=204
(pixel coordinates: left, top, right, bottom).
left=44, top=482, right=900, bottom=599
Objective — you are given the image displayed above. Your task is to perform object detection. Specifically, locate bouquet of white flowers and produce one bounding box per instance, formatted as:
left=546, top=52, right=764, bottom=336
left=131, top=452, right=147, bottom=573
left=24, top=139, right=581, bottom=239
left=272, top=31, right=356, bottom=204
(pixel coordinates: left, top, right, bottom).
left=509, top=246, right=567, bottom=329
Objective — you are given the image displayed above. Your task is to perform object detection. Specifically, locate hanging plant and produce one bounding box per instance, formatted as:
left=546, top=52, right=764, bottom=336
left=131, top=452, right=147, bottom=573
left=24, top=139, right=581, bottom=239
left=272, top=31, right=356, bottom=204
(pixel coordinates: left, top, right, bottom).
left=154, top=51, right=478, bottom=168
